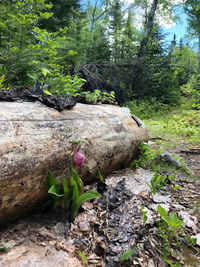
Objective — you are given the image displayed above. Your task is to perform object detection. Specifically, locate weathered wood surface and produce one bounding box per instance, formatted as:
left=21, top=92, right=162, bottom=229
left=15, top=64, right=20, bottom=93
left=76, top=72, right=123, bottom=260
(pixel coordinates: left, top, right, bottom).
left=0, top=101, right=148, bottom=225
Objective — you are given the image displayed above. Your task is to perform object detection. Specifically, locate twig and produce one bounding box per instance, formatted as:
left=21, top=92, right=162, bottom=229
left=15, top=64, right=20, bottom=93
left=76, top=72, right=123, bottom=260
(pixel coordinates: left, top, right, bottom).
left=180, top=149, right=200, bottom=155
left=149, top=137, right=168, bottom=141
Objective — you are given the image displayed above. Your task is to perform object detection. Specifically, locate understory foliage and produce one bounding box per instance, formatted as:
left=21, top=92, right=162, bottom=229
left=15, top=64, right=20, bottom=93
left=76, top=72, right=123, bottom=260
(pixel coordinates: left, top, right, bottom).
left=46, top=169, right=100, bottom=222
left=46, top=140, right=100, bottom=221
left=0, top=1, right=199, bottom=105
left=128, top=98, right=200, bottom=145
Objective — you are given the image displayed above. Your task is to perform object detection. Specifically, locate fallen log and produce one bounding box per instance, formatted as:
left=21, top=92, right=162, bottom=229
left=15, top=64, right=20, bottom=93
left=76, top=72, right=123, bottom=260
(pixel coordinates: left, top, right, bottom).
left=0, top=101, right=148, bottom=225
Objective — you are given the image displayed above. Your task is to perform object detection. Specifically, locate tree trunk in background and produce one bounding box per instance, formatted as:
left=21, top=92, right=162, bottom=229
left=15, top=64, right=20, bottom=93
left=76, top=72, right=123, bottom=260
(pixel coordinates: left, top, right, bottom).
left=0, top=101, right=148, bottom=225
left=138, top=0, right=158, bottom=58
left=133, top=0, right=158, bottom=97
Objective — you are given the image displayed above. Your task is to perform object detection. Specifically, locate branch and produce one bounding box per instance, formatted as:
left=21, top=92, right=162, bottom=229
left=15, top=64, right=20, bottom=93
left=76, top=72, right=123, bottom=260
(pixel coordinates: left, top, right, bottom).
left=91, top=0, right=109, bottom=32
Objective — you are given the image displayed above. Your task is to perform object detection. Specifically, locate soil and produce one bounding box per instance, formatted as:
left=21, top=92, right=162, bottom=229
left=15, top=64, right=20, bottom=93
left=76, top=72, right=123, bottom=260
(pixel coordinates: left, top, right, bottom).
left=0, top=142, right=200, bottom=267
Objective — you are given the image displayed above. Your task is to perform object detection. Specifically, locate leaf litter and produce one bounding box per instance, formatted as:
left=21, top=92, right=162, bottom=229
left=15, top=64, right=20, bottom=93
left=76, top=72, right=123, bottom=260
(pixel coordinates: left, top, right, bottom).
left=0, top=144, right=200, bottom=266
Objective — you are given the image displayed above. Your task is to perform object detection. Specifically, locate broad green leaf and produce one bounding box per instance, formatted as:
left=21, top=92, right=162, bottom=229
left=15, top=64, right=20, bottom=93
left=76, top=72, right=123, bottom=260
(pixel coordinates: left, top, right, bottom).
left=62, top=175, right=71, bottom=209
left=173, top=185, right=181, bottom=190
left=73, top=170, right=83, bottom=195
left=68, top=50, right=77, bottom=56
left=157, top=204, right=168, bottom=218
left=46, top=171, right=57, bottom=191
left=48, top=184, right=63, bottom=198
left=44, top=89, right=52, bottom=96
left=69, top=165, right=82, bottom=195
left=76, top=251, right=88, bottom=264
left=0, top=75, right=5, bottom=84
left=169, top=213, right=184, bottom=227
left=0, top=22, right=6, bottom=29
left=70, top=190, right=100, bottom=221
left=39, top=12, right=53, bottom=19
left=121, top=248, right=136, bottom=261
left=70, top=175, right=80, bottom=202
left=27, top=73, right=38, bottom=80
left=161, top=216, right=172, bottom=226
left=41, top=67, right=51, bottom=77
left=63, top=175, right=69, bottom=197
left=77, top=191, right=100, bottom=206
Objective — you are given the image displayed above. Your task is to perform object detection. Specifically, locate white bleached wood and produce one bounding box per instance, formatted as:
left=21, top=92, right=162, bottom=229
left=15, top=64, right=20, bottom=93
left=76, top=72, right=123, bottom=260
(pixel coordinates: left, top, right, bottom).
left=0, top=101, right=148, bottom=225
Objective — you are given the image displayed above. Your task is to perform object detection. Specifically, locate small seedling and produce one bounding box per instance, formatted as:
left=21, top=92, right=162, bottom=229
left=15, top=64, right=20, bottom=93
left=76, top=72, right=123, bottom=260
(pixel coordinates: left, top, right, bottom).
left=168, top=175, right=181, bottom=190
left=77, top=250, right=88, bottom=264
left=146, top=172, right=166, bottom=194
left=98, top=169, right=104, bottom=182
left=157, top=205, right=184, bottom=232
left=141, top=206, right=148, bottom=225
left=121, top=248, right=136, bottom=261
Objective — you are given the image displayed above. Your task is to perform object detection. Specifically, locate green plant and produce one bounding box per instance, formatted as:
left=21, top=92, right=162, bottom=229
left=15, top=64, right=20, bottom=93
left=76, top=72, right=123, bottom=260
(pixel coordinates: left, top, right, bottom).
left=0, top=75, right=6, bottom=90
left=143, top=99, right=200, bottom=146
left=101, top=91, right=116, bottom=104
left=0, top=0, right=54, bottom=88
left=121, top=248, right=136, bottom=261
left=184, top=235, right=197, bottom=247
left=168, top=175, right=181, bottom=190
left=131, top=142, right=162, bottom=171
left=81, top=90, right=116, bottom=104
left=76, top=250, right=88, bottom=264
left=146, top=172, right=167, bottom=194
left=141, top=206, right=147, bottom=225
left=46, top=171, right=100, bottom=221
left=98, top=169, right=104, bottom=182
left=155, top=206, right=186, bottom=266
left=46, top=169, right=100, bottom=221
left=127, top=98, right=173, bottom=120
left=157, top=205, right=184, bottom=234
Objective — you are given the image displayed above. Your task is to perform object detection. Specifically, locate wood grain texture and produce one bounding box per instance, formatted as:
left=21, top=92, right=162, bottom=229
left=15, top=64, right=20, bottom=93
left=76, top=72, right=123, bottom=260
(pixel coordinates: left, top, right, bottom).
left=0, top=101, right=148, bottom=225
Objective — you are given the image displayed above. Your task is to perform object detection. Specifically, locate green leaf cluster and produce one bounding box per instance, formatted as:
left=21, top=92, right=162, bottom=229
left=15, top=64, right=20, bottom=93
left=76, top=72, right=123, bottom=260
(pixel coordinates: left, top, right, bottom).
left=157, top=205, right=184, bottom=230
left=146, top=172, right=167, bottom=194
left=81, top=90, right=116, bottom=104
left=46, top=169, right=100, bottom=221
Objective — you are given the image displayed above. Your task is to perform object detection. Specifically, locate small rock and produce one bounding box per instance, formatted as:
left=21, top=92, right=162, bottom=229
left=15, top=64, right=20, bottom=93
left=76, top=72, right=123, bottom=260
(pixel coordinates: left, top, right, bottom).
left=153, top=193, right=171, bottom=203
left=78, top=221, right=90, bottom=232
left=172, top=204, right=185, bottom=211
left=178, top=211, right=197, bottom=232
left=148, top=259, right=155, bottom=267
left=158, top=152, right=182, bottom=169
left=53, top=222, right=65, bottom=235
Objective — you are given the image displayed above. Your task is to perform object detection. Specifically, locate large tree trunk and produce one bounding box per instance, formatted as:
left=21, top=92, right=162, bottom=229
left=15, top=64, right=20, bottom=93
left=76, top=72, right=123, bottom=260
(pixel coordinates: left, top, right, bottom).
left=0, top=101, right=148, bottom=225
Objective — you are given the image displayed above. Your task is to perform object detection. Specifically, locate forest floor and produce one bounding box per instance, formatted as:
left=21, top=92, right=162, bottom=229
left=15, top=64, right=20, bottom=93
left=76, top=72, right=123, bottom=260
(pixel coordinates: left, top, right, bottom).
left=0, top=105, right=200, bottom=267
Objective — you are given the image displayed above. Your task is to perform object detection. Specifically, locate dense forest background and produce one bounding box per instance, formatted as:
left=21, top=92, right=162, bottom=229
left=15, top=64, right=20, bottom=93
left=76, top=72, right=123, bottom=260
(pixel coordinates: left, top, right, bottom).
left=0, top=0, right=200, bottom=107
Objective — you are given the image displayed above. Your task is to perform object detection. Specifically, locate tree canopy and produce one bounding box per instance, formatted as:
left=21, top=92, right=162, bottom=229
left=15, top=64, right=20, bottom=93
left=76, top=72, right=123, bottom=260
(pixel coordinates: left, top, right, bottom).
left=0, top=0, right=198, bottom=105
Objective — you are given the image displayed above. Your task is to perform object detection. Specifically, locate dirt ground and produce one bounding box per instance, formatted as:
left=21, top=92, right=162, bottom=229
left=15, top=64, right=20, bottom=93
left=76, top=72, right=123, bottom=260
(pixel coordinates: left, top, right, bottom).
left=0, top=142, right=200, bottom=267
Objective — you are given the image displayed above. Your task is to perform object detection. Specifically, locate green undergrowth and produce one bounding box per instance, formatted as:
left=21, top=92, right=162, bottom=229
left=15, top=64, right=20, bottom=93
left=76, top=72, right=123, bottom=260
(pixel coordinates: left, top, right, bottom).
left=128, top=97, right=199, bottom=266
left=127, top=97, right=200, bottom=147
left=130, top=143, right=191, bottom=175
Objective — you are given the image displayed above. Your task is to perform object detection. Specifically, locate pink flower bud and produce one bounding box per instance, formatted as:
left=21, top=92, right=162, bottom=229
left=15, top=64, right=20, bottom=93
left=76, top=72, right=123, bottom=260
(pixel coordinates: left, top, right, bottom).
left=73, top=149, right=85, bottom=167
